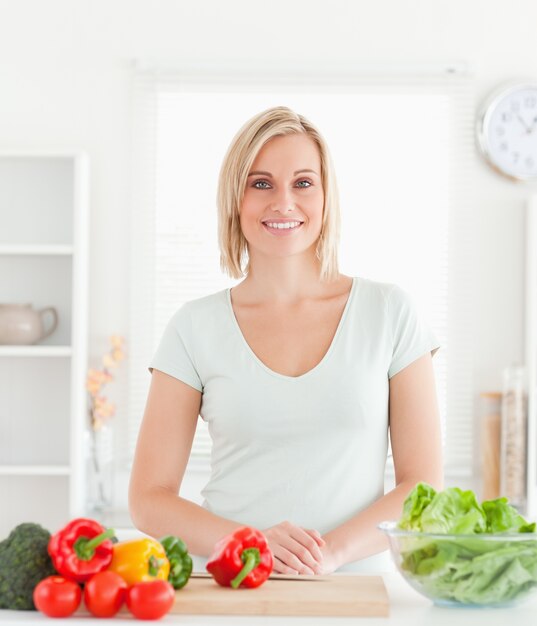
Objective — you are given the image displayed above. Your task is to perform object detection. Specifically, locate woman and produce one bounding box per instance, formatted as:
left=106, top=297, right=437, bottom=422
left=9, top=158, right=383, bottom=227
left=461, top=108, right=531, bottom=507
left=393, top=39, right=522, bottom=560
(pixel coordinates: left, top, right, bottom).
left=128, top=106, right=443, bottom=575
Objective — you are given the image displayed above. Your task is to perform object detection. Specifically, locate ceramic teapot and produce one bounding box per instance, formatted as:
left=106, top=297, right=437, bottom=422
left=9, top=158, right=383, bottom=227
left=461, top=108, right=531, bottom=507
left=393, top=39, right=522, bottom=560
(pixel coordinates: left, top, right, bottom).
left=0, top=303, right=59, bottom=345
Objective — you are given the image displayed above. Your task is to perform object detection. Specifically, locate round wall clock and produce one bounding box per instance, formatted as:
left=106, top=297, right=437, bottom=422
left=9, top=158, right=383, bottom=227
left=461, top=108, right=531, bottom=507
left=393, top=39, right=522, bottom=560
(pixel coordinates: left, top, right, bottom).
left=476, top=82, right=537, bottom=182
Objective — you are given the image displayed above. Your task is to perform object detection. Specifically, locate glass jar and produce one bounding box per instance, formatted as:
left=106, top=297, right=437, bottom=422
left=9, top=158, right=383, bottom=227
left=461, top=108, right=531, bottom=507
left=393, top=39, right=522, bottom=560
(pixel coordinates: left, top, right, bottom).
left=479, top=391, right=502, bottom=500
left=500, top=364, right=528, bottom=509
left=85, top=423, right=114, bottom=513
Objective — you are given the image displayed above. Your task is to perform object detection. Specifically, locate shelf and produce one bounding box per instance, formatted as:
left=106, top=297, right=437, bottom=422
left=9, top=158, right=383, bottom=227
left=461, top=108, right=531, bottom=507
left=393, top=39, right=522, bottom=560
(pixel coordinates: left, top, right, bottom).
left=0, top=244, right=73, bottom=255
left=0, top=152, right=89, bottom=537
left=0, top=345, right=72, bottom=357
left=0, top=465, right=71, bottom=476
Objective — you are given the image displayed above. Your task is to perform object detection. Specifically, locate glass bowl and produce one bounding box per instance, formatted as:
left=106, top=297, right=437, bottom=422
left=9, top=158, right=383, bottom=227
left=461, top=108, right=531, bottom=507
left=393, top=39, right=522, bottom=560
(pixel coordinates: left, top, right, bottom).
left=378, top=520, right=537, bottom=607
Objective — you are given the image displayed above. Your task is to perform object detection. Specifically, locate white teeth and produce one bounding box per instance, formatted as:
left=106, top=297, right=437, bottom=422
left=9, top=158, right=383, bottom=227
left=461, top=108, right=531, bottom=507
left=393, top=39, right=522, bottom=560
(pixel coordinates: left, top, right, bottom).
left=264, top=221, right=302, bottom=229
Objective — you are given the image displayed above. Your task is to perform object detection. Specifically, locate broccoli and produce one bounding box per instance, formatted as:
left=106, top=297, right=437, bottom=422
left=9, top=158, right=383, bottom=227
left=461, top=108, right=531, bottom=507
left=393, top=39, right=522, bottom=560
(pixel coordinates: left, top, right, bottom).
left=0, top=522, right=57, bottom=610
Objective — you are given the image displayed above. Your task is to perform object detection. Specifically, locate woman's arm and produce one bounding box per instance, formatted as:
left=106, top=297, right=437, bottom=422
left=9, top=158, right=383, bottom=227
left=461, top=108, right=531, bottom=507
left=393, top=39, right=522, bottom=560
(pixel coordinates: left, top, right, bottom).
left=128, top=369, right=242, bottom=555
left=320, top=352, right=443, bottom=573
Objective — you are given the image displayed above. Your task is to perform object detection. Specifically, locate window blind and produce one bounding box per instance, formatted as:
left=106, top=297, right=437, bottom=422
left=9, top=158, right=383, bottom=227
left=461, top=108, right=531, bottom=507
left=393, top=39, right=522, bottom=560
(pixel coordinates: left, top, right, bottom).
left=127, top=63, right=476, bottom=480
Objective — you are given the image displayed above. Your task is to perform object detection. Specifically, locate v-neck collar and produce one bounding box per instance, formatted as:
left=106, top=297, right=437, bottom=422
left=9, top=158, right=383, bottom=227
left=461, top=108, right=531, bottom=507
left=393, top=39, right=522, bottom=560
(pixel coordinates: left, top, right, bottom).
left=226, top=277, right=357, bottom=381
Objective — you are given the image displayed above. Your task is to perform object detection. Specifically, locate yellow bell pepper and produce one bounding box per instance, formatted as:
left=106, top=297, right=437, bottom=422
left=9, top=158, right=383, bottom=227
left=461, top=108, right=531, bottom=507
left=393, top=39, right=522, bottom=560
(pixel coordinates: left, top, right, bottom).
left=107, top=538, right=170, bottom=586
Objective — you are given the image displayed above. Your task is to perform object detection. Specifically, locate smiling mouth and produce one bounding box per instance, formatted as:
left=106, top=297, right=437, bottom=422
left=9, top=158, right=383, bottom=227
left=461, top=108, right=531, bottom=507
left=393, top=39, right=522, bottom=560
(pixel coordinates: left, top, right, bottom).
left=261, top=220, right=304, bottom=231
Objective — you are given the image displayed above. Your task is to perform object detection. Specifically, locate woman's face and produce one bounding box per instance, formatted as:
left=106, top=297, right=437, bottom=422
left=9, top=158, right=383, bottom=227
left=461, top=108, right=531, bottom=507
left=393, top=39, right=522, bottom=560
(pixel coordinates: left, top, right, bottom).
left=240, top=133, right=324, bottom=261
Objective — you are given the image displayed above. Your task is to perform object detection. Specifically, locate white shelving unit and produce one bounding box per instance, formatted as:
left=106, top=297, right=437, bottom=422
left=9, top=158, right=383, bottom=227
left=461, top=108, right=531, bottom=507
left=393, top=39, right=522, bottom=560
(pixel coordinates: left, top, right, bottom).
left=0, top=465, right=71, bottom=476
left=0, top=152, right=89, bottom=538
left=0, top=346, right=72, bottom=357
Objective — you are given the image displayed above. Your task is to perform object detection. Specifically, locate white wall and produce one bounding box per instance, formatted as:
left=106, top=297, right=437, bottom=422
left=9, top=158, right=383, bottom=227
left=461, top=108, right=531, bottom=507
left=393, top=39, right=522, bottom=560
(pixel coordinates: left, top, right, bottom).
left=1, top=0, right=536, bottom=497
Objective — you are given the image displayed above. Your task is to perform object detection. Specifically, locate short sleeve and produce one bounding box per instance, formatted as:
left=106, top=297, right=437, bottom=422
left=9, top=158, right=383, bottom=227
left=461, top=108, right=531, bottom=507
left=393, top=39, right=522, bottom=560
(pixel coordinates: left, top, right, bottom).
left=387, top=285, right=440, bottom=379
left=148, top=304, right=203, bottom=392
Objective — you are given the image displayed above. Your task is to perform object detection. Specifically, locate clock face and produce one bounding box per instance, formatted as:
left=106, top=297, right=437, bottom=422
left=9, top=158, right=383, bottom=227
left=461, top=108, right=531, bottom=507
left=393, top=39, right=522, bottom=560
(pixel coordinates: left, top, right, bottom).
left=479, top=84, right=537, bottom=181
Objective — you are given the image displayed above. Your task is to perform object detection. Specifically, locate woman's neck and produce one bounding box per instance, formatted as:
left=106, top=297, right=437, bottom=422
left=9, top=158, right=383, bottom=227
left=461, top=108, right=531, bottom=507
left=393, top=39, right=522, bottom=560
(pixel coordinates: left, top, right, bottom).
left=234, top=252, right=341, bottom=306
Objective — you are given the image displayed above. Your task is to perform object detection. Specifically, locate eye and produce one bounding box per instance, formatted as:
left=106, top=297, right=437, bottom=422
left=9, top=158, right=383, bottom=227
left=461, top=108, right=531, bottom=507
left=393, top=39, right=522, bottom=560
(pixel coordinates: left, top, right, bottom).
left=252, top=180, right=271, bottom=189
left=296, top=179, right=312, bottom=188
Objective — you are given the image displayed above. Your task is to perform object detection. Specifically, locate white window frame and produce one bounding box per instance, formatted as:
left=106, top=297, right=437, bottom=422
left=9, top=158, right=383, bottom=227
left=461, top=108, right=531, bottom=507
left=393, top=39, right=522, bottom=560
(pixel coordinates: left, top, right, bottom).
left=124, top=63, right=477, bottom=510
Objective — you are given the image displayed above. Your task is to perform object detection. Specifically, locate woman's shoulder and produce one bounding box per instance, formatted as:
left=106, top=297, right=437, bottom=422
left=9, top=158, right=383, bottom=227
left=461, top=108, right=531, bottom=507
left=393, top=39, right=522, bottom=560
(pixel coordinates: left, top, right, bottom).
left=167, top=287, right=229, bottom=326
left=354, top=277, right=426, bottom=329
left=352, top=275, right=401, bottom=302
left=184, top=287, right=229, bottom=310
left=351, top=276, right=419, bottom=324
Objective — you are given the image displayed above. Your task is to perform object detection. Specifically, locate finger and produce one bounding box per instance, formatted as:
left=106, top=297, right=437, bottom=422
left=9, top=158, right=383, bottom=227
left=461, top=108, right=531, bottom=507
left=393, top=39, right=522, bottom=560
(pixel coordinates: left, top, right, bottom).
left=276, top=547, right=316, bottom=576
left=273, top=555, right=299, bottom=576
left=305, top=528, right=326, bottom=548
left=288, top=528, right=323, bottom=564
left=278, top=537, right=321, bottom=574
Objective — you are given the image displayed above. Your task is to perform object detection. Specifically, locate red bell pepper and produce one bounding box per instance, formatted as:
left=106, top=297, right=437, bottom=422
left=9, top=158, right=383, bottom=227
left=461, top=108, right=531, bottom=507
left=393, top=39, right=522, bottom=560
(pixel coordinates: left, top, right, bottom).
left=48, top=518, right=115, bottom=583
left=206, top=526, right=273, bottom=589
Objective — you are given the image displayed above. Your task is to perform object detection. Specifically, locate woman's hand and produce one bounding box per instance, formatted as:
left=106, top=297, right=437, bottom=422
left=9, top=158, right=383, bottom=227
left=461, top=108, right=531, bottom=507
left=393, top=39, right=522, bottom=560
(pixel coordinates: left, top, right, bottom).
left=263, top=521, right=326, bottom=575
left=315, top=538, right=340, bottom=575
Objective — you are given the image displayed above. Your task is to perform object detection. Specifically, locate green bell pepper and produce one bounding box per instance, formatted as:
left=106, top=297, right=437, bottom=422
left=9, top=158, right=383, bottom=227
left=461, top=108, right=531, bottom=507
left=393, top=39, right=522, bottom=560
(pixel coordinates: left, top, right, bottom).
left=159, top=535, right=193, bottom=589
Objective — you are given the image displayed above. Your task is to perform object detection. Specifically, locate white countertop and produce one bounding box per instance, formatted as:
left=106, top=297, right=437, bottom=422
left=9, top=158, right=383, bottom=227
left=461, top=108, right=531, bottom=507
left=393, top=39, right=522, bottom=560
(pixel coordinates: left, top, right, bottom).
left=2, top=572, right=537, bottom=625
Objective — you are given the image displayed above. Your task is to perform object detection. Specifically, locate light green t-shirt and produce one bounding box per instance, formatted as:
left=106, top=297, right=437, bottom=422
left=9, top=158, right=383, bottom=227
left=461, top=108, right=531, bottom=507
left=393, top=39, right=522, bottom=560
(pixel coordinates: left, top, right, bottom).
left=148, top=276, right=440, bottom=573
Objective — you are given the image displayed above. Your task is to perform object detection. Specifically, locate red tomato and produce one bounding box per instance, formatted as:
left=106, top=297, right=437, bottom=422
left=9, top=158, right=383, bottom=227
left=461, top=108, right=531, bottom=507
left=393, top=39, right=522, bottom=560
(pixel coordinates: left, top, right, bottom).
left=83, top=570, right=128, bottom=617
left=126, top=580, right=175, bottom=620
left=33, top=576, right=82, bottom=617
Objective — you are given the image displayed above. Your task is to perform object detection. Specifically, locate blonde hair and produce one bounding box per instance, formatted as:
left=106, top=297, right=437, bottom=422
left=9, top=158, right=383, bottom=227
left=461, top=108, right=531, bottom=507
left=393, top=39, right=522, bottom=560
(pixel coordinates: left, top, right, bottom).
left=217, top=106, right=341, bottom=282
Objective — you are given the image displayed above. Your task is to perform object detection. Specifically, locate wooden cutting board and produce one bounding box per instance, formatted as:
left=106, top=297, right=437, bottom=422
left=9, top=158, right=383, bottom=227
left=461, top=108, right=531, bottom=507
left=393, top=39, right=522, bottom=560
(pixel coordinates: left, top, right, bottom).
left=170, top=574, right=389, bottom=617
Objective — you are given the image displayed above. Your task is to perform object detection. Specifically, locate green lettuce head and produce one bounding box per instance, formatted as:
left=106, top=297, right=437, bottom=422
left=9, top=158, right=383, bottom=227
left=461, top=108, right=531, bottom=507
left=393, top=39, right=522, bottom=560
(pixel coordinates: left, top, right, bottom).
left=482, top=497, right=536, bottom=533
left=399, top=482, right=437, bottom=531
left=420, top=487, right=487, bottom=534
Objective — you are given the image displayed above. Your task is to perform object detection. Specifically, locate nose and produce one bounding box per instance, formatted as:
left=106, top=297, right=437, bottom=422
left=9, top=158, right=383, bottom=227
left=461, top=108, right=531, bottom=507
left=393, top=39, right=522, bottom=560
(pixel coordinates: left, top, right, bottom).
left=271, top=186, right=295, bottom=214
